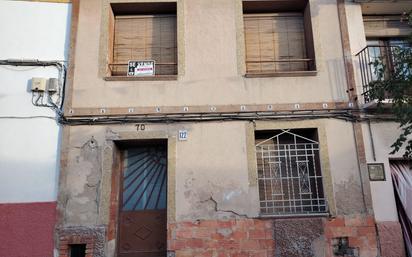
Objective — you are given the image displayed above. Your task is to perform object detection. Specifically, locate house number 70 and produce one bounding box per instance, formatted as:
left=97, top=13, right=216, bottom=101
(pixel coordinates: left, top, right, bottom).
left=135, top=124, right=146, bottom=131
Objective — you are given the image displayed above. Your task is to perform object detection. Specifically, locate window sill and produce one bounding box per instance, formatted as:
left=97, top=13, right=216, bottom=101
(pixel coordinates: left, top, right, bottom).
left=258, top=212, right=329, bottom=219
left=245, top=70, right=317, bottom=78
left=104, top=75, right=178, bottom=81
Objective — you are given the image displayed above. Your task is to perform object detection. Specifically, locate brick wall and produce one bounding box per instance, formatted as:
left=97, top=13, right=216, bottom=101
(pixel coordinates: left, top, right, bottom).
left=57, top=226, right=105, bottom=257
left=168, top=219, right=275, bottom=257
left=325, top=215, right=378, bottom=257
left=168, top=215, right=379, bottom=257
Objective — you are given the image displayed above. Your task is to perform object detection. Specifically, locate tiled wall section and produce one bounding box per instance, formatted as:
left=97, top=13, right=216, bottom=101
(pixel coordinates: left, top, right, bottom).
left=168, top=215, right=379, bottom=257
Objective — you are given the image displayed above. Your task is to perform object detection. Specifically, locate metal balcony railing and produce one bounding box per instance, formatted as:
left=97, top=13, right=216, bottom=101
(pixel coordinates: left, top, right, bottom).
left=356, top=44, right=411, bottom=104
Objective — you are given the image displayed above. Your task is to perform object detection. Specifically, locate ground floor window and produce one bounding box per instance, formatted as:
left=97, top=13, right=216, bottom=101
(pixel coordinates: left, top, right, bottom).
left=255, top=129, right=327, bottom=216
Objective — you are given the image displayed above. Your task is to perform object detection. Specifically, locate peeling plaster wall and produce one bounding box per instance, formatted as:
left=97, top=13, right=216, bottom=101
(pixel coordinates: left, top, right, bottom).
left=175, top=121, right=259, bottom=220
left=58, top=122, right=259, bottom=226
left=325, top=119, right=368, bottom=215
left=64, top=137, right=102, bottom=225
left=59, top=119, right=371, bottom=224
left=58, top=126, right=107, bottom=226
left=57, top=119, right=381, bottom=256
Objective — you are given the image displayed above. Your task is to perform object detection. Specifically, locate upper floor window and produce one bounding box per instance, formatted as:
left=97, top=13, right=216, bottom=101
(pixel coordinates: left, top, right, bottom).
left=243, top=0, right=316, bottom=76
left=255, top=129, right=327, bottom=216
left=109, top=2, right=177, bottom=78
left=363, top=15, right=412, bottom=38
left=356, top=15, right=411, bottom=104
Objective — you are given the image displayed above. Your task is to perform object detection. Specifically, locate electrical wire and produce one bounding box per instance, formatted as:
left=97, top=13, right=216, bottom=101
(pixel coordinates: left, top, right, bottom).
left=0, top=65, right=40, bottom=72
left=0, top=59, right=399, bottom=126
left=0, top=116, right=56, bottom=120
left=59, top=110, right=357, bottom=125
left=0, top=59, right=67, bottom=121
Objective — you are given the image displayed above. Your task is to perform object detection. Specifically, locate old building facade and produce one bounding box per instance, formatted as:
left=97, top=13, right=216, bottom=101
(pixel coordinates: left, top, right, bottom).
left=56, top=0, right=411, bottom=257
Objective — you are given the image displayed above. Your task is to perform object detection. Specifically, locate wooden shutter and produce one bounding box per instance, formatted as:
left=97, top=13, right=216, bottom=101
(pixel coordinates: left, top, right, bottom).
left=363, top=15, right=412, bottom=38
left=244, top=13, right=308, bottom=73
left=113, top=15, right=177, bottom=76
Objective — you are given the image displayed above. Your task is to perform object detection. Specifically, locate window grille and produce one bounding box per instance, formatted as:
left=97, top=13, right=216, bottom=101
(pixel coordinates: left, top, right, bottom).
left=255, top=129, right=327, bottom=216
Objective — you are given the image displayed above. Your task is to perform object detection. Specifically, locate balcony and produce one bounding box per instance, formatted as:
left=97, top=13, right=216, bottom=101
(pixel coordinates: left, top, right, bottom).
left=355, top=43, right=411, bottom=106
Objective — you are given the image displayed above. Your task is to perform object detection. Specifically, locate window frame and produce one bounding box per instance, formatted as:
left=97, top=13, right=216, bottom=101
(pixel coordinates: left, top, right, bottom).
left=251, top=125, right=333, bottom=218
left=104, top=1, right=179, bottom=81
left=242, top=0, right=317, bottom=78
left=255, top=129, right=328, bottom=217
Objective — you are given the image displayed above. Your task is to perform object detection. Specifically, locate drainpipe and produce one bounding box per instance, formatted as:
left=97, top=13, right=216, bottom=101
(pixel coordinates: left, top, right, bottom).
left=336, top=0, right=374, bottom=215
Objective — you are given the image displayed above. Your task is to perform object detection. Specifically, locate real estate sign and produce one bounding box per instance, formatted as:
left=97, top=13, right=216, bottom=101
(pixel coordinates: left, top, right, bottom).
left=128, top=61, right=155, bottom=76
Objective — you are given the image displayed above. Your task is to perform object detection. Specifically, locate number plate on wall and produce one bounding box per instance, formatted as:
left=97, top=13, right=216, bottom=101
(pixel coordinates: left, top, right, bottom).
left=368, top=163, right=386, bottom=181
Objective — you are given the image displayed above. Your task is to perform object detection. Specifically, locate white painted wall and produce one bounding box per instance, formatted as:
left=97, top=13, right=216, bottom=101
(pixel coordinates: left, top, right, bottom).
left=0, top=1, right=71, bottom=203
left=362, top=122, right=403, bottom=222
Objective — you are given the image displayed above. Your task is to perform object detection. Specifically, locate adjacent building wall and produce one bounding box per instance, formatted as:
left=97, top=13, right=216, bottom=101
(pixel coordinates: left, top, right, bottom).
left=346, top=2, right=409, bottom=257
left=0, top=1, right=71, bottom=256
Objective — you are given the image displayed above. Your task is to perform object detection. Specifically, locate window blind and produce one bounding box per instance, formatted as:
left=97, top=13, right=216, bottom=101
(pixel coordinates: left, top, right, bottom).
left=363, top=15, right=412, bottom=37
left=244, top=13, right=309, bottom=73
left=113, top=15, right=177, bottom=76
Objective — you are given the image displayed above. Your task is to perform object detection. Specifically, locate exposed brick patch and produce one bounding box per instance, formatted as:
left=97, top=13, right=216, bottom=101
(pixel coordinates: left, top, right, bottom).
left=168, top=219, right=275, bottom=257
left=57, top=226, right=105, bottom=257
left=325, top=215, right=378, bottom=257
left=376, top=221, right=406, bottom=257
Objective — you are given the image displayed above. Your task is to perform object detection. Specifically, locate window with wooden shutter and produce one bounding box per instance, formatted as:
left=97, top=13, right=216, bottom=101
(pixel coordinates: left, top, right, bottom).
left=243, top=0, right=316, bottom=76
left=109, top=2, right=177, bottom=77
left=363, top=15, right=412, bottom=38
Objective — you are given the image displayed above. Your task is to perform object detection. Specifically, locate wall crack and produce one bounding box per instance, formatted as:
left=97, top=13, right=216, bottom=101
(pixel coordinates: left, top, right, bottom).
left=200, top=196, right=250, bottom=218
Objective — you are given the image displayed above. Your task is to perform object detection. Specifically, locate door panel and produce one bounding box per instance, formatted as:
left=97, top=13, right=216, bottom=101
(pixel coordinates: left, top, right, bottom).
left=118, top=145, right=167, bottom=257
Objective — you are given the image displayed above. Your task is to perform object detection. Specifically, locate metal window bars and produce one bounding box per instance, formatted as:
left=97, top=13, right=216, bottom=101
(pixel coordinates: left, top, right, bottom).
left=256, top=130, right=327, bottom=216
left=356, top=43, right=411, bottom=103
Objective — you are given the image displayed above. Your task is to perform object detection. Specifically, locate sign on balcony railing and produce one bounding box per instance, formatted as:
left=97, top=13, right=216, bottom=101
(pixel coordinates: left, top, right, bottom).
left=127, top=60, right=155, bottom=76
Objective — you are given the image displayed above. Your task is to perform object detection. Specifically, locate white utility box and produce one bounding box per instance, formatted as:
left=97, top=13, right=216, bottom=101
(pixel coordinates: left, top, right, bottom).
left=31, top=77, right=47, bottom=92
left=47, top=78, right=58, bottom=93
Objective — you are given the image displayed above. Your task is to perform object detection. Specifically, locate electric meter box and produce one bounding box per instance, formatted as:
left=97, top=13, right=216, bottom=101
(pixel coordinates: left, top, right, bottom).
left=47, top=78, right=58, bottom=93
left=31, top=77, right=47, bottom=92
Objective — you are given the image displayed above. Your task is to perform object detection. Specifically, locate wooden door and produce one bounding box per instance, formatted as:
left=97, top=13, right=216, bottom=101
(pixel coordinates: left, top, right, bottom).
left=118, top=145, right=167, bottom=257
